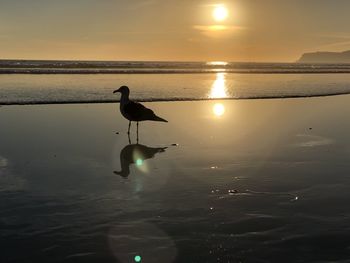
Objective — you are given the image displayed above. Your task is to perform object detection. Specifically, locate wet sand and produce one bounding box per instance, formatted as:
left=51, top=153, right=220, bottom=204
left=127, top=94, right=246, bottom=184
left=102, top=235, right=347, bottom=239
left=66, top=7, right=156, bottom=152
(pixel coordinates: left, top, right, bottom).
left=2, top=96, right=350, bottom=262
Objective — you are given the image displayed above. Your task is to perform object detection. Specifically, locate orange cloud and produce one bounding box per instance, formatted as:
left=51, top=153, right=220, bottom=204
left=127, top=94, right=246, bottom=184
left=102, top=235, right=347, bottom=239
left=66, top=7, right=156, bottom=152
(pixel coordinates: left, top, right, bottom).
left=193, top=25, right=245, bottom=38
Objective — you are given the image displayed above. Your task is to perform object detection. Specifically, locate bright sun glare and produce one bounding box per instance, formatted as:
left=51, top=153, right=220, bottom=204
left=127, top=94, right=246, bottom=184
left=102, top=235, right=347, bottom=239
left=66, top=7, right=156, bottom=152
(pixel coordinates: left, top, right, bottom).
left=213, top=103, right=225, bottom=116
left=209, top=73, right=228, bottom=99
left=213, top=5, right=228, bottom=22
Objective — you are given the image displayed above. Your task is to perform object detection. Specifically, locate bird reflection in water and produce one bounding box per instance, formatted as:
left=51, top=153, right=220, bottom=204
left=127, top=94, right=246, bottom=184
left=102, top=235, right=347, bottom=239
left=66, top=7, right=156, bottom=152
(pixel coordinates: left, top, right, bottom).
left=113, top=143, right=167, bottom=178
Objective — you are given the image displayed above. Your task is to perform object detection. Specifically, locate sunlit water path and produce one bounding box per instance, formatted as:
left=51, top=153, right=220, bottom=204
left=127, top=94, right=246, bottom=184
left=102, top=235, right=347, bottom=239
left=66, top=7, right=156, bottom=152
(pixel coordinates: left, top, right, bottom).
left=2, top=73, right=350, bottom=105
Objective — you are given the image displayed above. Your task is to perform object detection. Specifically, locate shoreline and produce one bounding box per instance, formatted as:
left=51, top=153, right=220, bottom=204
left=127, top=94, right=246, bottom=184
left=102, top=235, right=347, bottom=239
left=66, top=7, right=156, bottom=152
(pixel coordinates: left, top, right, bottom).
left=1, top=92, right=350, bottom=106
left=2, top=96, right=350, bottom=261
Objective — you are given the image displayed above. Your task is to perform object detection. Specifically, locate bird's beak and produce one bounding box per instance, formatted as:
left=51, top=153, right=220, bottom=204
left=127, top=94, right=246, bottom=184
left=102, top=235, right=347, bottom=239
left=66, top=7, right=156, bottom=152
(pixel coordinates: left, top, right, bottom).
left=113, top=88, right=121, bottom=94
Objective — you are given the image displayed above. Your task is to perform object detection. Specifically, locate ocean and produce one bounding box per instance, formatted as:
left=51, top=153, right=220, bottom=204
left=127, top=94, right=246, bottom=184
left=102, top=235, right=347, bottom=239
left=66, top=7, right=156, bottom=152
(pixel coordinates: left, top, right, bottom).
left=1, top=60, right=350, bottom=105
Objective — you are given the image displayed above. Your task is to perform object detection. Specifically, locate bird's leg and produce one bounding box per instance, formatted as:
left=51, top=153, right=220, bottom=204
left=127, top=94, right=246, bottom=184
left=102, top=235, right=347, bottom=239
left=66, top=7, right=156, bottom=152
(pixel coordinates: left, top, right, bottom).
left=127, top=121, right=131, bottom=135
left=136, top=122, right=139, bottom=144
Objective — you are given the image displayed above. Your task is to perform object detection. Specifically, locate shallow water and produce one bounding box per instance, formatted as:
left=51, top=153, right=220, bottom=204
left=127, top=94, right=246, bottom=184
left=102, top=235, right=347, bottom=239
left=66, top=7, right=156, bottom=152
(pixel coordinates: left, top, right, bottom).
left=2, top=73, right=350, bottom=105
left=2, top=97, right=350, bottom=262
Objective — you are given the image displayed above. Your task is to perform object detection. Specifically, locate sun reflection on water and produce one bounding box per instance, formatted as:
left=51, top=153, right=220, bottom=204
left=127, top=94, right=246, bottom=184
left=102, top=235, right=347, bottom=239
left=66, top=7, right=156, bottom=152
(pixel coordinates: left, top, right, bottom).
left=209, top=73, right=228, bottom=99
left=208, top=73, right=228, bottom=117
left=206, top=61, right=228, bottom=66
left=213, top=103, right=225, bottom=116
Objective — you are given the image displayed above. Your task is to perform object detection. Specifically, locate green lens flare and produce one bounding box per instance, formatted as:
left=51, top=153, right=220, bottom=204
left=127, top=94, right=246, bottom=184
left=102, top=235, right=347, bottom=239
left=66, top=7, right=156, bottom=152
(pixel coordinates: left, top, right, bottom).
left=136, top=159, right=143, bottom=166
left=134, top=255, right=142, bottom=262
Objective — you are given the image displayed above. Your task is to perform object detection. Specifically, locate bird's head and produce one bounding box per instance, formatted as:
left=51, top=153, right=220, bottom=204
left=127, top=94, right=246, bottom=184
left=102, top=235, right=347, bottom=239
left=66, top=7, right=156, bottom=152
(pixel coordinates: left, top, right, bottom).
left=113, top=85, right=130, bottom=95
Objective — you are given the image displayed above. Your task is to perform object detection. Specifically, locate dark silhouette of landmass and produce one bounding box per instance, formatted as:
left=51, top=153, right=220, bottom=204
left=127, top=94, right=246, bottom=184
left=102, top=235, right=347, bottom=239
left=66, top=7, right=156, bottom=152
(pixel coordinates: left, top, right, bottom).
left=297, top=50, right=350, bottom=63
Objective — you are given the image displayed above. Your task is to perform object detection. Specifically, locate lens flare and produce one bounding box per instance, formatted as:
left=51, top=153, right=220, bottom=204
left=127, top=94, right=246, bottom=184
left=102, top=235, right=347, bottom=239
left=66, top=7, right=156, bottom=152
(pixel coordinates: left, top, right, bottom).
left=133, top=150, right=149, bottom=173
left=136, top=159, right=143, bottom=166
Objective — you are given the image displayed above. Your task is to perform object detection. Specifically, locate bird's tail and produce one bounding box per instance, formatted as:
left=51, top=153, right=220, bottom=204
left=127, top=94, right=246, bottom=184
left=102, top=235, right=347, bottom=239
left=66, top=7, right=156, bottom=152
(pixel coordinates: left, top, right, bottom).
left=152, top=115, right=168, bottom=122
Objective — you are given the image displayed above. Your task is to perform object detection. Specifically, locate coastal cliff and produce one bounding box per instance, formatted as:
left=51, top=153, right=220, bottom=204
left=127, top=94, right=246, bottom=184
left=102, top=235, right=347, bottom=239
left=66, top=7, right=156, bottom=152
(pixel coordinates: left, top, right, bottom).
left=297, top=50, right=350, bottom=63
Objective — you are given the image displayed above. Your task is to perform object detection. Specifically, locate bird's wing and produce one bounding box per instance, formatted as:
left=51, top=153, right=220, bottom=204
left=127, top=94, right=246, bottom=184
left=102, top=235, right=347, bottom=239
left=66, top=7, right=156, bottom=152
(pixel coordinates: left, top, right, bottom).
left=124, top=101, right=155, bottom=120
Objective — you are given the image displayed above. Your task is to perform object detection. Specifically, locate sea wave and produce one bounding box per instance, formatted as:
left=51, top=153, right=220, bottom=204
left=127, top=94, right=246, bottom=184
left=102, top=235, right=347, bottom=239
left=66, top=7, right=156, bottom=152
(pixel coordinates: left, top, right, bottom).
left=1, top=71, right=350, bottom=105
left=2, top=60, right=350, bottom=74
left=3, top=69, right=350, bottom=74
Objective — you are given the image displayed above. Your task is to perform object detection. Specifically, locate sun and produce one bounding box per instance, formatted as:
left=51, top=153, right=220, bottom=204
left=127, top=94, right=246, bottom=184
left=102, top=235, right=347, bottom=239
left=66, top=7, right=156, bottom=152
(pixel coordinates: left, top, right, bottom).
left=213, top=5, right=228, bottom=22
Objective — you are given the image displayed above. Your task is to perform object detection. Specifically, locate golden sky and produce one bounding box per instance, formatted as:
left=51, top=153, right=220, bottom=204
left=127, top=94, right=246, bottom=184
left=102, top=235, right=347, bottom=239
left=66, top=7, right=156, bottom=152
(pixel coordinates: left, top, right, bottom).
left=1, top=0, right=350, bottom=62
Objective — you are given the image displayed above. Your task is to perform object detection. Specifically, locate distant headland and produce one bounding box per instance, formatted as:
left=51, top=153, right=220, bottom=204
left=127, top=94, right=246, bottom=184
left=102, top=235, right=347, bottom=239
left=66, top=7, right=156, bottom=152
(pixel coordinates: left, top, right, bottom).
left=297, top=50, right=350, bottom=63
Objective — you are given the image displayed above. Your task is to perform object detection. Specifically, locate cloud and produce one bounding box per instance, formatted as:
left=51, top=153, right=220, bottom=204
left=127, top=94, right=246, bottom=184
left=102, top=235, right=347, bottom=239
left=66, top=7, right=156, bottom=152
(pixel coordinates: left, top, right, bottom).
left=128, top=0, right=158, bottom=10
left=313, top=33, right=350, bottom=51
left=316, top=40, right=350, bottom=51
left=193, top=24, right=245, bottom=38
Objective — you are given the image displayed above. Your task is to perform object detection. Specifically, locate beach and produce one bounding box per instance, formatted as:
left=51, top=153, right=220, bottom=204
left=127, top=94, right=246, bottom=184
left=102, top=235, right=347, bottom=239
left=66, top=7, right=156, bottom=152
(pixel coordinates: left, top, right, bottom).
left=2, top=96, right=350, bottom=262
left=3, top=0, right=350, bottom=261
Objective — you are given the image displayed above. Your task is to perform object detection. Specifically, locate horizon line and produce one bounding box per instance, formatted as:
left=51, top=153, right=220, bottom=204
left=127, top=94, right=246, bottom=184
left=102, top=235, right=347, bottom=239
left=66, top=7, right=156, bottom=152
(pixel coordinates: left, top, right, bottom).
left=0, top=58, right=296, bottom=64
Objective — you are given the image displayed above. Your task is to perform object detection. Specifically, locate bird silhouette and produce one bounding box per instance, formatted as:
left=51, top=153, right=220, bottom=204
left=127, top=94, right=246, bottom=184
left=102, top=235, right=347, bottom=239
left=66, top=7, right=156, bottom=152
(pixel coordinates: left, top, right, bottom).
left=113, top=143, right=167, bottom=178
left=113, top=86, right=168, bottom=135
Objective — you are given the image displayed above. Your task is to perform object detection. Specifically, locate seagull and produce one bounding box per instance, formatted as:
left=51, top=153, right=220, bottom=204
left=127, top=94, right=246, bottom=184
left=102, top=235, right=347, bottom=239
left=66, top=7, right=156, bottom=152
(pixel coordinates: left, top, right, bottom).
left=113, top=85, right=168, bottom=134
